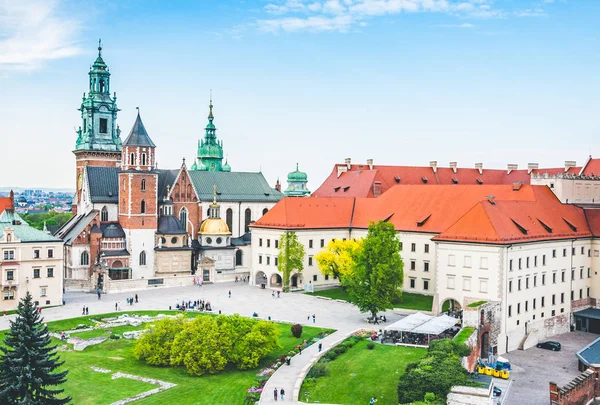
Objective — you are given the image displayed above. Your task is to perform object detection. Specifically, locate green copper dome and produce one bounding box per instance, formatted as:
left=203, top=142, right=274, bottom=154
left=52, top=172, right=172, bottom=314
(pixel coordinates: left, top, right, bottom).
left=287, top=163, right=308, bottom=181
left=195, top=99, right=224, bottom=171
left=222, top=159, right=231, bottom=172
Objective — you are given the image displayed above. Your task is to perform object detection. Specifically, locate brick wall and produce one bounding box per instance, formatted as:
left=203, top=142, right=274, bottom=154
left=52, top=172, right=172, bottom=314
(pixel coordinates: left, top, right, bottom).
left=549, top=367, right=600, bottom=405
left=118, top=172, right=158, bottom=229
left=572, top=297, right=592, bottom=312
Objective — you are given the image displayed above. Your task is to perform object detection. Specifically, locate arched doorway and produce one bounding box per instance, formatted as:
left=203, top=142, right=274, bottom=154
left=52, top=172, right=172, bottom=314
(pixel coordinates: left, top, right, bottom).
left=270, top=273, right=283, bottom=288
left=291, top=273, right=303, bottom=288
left=255, top=271, right=267, bottom=286
left=441, top=298, right=462, bottom=313
left=480, top=331, right=490, bottom=360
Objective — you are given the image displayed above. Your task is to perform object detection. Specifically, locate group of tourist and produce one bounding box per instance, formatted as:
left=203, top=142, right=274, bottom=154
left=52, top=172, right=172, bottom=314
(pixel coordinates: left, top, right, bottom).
left=234, top=276, right=249, bottom=283
left=173, top=299, right=212, bottom=312
left=272, top=387, right=285, bottom=401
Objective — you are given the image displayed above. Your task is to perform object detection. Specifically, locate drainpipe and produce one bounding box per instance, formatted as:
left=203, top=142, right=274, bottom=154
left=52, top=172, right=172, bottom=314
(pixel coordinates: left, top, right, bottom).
left=238, top=202, right=242, bottom=236
left=570, top=239, right=575, bottom=330
left=504, top=245, right=511, bottom=354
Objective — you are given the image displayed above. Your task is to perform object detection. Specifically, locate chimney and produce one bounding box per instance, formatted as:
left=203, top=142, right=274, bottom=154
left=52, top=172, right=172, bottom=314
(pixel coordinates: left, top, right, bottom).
left=345, top=157, right=352, bottom=169
left=527, top=163, right=539, bottom=174
left=475, top=163, right=483, bottom=175
left=274, top=179, right=281, bottom=192
left=373, top=181, right=382, bottom=198
left=430, top=161, right=438, bottom=173
left=9, top=190, right=14, bottom=209
left=565, top=160, right=576, bottom=172
left=449, top=161, right=458, bottom=174
left=357, top=165, right=363, bottom=174
left=507, top=164, right=518, bottom=174
left=367, top=159, right=374, bottom=170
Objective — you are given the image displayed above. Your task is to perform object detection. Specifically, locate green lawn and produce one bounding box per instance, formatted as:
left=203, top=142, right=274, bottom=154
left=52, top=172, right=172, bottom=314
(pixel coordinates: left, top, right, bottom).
left=306, top=288, right=434, bottom=311
left=3, top=310, right=329, bottom=405
left=300, top=340, right=426, bottom=405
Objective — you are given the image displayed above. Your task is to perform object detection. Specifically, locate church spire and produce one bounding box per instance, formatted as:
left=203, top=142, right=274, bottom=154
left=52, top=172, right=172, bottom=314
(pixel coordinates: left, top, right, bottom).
left=195, top=95, right=224, bottom=171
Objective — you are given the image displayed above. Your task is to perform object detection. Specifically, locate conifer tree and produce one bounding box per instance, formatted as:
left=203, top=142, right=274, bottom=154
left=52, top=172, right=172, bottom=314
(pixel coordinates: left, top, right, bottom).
left=0, top=291, right=71, bottom=404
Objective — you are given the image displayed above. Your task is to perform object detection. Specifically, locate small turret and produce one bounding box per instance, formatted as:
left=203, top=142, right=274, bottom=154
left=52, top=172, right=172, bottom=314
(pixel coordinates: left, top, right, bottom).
left=285, top=163, right=310, bottom=197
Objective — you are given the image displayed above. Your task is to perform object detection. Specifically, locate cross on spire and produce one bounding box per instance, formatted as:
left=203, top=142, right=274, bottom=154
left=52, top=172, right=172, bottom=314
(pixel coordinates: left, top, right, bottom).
left=213, top=184, right=217, bottom=204
left=98, top=38, right=102, bottom=57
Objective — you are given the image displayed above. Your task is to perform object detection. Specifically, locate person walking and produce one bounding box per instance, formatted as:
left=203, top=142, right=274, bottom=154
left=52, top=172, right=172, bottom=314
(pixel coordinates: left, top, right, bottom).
left=97, top=288, right=101, bottom=300
left=272, top=291, right=276, bottom=298
left=312, top=314, right=316, bottom=324
left=228, top=290, right=232, bottom=299
left=273, top=388, right=278, bottom=402
left=299, top=345, right=302, bottom=355
left=135, top=294, right=138, bottom=303
left=318, top=342, right=322, bottom=352
left=85, top=307, right=89, bottom=315
left=280, top=388, right=285, bottom=401
left=82, top=306, right=86, bottom=315
left=115, top=303, right=118, bottom=311
left=277, top=290, right=281, bottom=298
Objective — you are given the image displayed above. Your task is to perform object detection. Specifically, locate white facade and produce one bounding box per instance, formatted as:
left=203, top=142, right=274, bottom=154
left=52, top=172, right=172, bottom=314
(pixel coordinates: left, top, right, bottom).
left=126, top=228, right=155, bottom=279
left=531, top=174, right=600, bottom=204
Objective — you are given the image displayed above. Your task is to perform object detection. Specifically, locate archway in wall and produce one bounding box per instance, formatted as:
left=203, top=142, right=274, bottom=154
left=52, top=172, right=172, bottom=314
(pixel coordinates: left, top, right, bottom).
left=270, top=273, right=283, bottom=288
left=291, top=273, right=303, bottom=288
left=480, top=331, right=490, bottom=360
left=255, top=271, right=267, bottom=286
left=441, top=298, right=462, bottom=313
left=112, top=260, right=123, bottom=268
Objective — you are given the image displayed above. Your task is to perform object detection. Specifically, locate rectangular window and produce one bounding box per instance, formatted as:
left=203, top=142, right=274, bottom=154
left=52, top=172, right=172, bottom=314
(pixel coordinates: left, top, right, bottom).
left=588, top=287, right=590, bottom=297
left=541, top=296, right=545, bottom=307
left=571, top=269, right=575, bottom=280
left=572, top=247, right=575, bottom=255
left=552, top=294, right=556, bottom=305
left=313, top=275, right=317, bottom=282
left=543, top=255, right=546, bottom=265
left=320, top=239, right=325, bottom=248
left=562, top=271, right=565, bottom=282
left=424, top=262, right=430, bottom=272
left=423, top=280, right=429, bottom=291
left=47, top=268, right=54, bottom=278
left=509, top=280, right=513, bottom=293
left=40, top=287, right=47, bottom=297
left=525, top=301, right=529, bottom=312
left=275, top=240, right=279, bottom=249
left=580, top=289, right=583, bottom=299
left=508, top=305, right=512, bottom=317
left=258, top=255, right=262, bottom=264
left=99, top=118, right=108, bottom=133
left=479, top=279, right=488, bottom=293
left=47, top=249, right=53, bottom=258
left=526, top=257, right=530, bottom=268
left=410, top=278, right=415, bottom=289
left=410, top=260, right=416, bottom=270
left=267, top=239, right=270, bottom=248
left=534, top=256, right=538, bottom=267
left=533, top=275, right=537, bottom=287
left=518, top=258, right=522, bottom=269
left=563, top=248, right=567, bottom=257
left=581, top=246, right=585, bottom=255
left=480, top=257, right=488, bottom=269
left=447, top=277, right=455, bottom=289
left=589, top=249, right=592, bottom=257
left=517, top=303, right=521, bottom=314
left=518, top=279, right=521, bottom=291
left=448, top=255, right=456, bottom=266
left=6, top=270, right=14, bottom=281
left=411, top=243, right=416, bottom=252
left=552, top=310, right=556, bottom=316
left=552, top=273, right=556, bottom=284
left=533, top=298, right=536, bottom=309
left=580, top=268, right=584, bottom=279
left=259, top=238, right=263, bottom=247
left=274, top=257, right=278, bottom=266
left=463, top=278, right=471, bottom=291
left=309, top=240, right=313, bottom=249
left=424, top=244, right=429, bottom=253
left=33, top=269, right=40, bottom=278
left=325, top=274, right=329, bottom=281
left=571, top=290, right=574, bottom=301
left=3, top=291, right=14, bottom=300
left=308, top=257, right=313, bottom=266
left=266, top=256, right=271, bottom=265
left=552, top=249, right=556, bottom=258
left=509, top=259, right=513, bottom=271
left=464, top=256, right=472, bottom=268
left=589, top=268, right=592, bottom=278
left=526, top=277, right=529, bottom=289
left=561, top=293, right=564, bottom=304
left=34, top=249, right=40, bottom=259
left=542, top=273, right=546, bottom=285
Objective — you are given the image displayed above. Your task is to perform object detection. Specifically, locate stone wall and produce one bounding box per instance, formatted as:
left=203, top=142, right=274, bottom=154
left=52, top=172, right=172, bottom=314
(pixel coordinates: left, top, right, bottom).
left=460, top=328, right=480, bottom=372
left=105, top=275, right=195, bottom=293
left=64, top=278, right=96, bottom=292
left=549, top=368, right=600, bottom=405
left=573, top=297, right=593, bottom=312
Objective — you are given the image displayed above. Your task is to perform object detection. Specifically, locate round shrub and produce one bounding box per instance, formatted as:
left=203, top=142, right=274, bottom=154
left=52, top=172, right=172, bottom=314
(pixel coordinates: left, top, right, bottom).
left=334, top=346, right=347, bottom=355
left=291, top=323, right=303, bottom=338
left=307, top=363, right=329, bottom=378
left=366, top=342, right=375, bottom=350
left=324, top=351, right=338, bottom=361
left=109, top=334, right=121, bottom=340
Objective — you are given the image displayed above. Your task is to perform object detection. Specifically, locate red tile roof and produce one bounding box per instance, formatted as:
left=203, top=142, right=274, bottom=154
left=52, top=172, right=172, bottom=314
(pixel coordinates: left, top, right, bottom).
left=0, top=197, right=13, bottom=214
left=252, top=197, right=355, bottom=229
left=584, top=208, right=600, bottom=237
left=581, top=158, right=600, bottom=176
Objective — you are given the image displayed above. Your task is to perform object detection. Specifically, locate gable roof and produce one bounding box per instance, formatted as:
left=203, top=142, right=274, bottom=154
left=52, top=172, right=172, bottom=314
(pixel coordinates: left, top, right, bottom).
left=434, top=187, right=591, bottom=244
left=123, top=113, right=156, bottom=147
left=87, top=166, right=119, bottom=203
left=55, top=211, right=97, bottom=245
left=585, top=208, right=600, bottom=237
left=187, top=171, right=283, bottom=202
left=252, top=197, right=355, bottom=229
left=157, top=169, right=179, bottom=200
left=581, top=158, right=600, bottom=176
left=0, top=196, right=13, bottom=214
left=0, top=210, right=61, bottom=243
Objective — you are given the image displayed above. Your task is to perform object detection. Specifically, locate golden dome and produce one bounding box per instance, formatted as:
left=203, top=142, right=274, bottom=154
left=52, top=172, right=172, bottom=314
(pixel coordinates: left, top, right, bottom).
left=199, top=218, right=231, bottom=235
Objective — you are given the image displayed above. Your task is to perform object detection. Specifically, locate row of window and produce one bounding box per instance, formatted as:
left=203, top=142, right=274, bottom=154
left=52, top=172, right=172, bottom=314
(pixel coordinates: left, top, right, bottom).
left=508, top=268, right=591, bottom=292
left=408, top=243, right=430, bottom=254
left=408, top=278, right=430, bottom=291
left=508, top=288, right=591, bottom=317
left=3, top=249, right=54, bottom=260
left=447, top=276, right=488, bottom=293
left=258, top=255, right=280, bottom=266
left=447, top=255, right=488, bottom=269
left=409, top=260, right=430, bottom=272
left=4, top=267, right=54, bottom=281
left=509, top=249, right=598, bottom=271
left=258, top=238, right=327, bottom=249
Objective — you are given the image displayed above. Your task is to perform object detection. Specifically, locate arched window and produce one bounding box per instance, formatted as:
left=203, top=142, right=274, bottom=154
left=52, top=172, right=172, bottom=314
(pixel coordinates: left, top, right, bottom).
left=226, top=208, right=233, bottom=232
left=130, top=153, right=135, bottom=166
left=139, top=251, right=146, bottom=266
left=207, top=208, right=210, bottom=217
left=100, top=80, right=105, bottom=93
left=141, top=200, right=146, bottom=214
left=101, top=206, right=108, bottom=222
left=81, top=251, right=89, bottom=266
left=179, top=207, right=188, bottom=231
left=141, top=179, right=146, bottom=191
left=244, top=208, right=252, bottom=233
left=262, top=208, right=269, bottom=215
left=235, top=250, right=243, bottom=266
left=142, top=153, right=147, bottom=166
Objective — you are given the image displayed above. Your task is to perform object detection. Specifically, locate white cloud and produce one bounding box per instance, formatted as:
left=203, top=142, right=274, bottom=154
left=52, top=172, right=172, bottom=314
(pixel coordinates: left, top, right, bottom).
left=514, top=8, right=547, bottom=17
left=258, top=14, right=355, bottom=32
left=323, top=0, right=347, bottom=14
left=0, top=0, right=82, bottom=72
left=437, top=22, right=475, bottom=28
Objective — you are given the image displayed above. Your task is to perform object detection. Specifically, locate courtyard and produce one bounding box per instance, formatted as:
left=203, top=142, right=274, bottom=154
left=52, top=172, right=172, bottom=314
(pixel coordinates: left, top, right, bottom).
left=503, top=331, right=598, bottom=405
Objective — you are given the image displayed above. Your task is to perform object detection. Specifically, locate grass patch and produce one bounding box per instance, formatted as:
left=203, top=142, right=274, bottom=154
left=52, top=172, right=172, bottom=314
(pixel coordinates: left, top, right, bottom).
left=2, top=310, right=330, bottom=405
left=467, top=301, right=487, bottom=308
left=301, top=340, right=426, bottom=405
left=306, top=288, right=433, bottom=311
left=454, top=327, right=475, bottom=345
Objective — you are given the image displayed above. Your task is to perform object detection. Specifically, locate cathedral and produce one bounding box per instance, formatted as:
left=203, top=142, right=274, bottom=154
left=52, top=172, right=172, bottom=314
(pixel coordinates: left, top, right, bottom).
left=56, top=43, right=283, bottom=291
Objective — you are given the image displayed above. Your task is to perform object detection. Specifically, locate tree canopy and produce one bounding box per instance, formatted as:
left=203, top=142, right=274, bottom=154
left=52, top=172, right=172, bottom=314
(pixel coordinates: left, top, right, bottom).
left=0, top=292, right=71, bottom=404
left=277, top=231, right=305, bottom=292
left=315, top=238, right=363, bottom=283
left=344, top=221, right=404, bottom=317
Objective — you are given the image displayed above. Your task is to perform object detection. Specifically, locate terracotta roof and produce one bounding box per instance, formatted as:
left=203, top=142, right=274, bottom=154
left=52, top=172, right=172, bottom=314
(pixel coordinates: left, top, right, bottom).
left=435, top=187, right=592, bottom=244
left=0, top=197, right=13, bottom=214
left=252, top=197, right=355, bottom=229
left=584, top=208, right=600, bottom=237
left=581, top=158, right=600, bottom=176
left=530, top=167, right=581, bottom=176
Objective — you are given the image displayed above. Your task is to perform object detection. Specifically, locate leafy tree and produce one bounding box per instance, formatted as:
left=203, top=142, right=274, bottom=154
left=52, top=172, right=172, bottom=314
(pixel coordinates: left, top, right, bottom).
left=315, top=238, right=363, bottom=284
left=277, top=231, right=305, bottom=292
left=0, top=292, right=71, bottom=404
left=133, top=316, right=185, bottom=366
left=236, top=321, right=281, bottom=369
left=397, top=339, right=471, bottom=403
left=291, top=323, right=303, bottom=338
left=22, top=212, right=73, bottom=231
left=344, top=221, right=404, bottom=318
left=170, top=317, right=228, bottom=376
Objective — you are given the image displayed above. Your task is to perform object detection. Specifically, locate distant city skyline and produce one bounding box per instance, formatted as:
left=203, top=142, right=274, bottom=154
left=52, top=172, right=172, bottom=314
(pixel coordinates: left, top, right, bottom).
left=1, top=0, right=598, bottom=188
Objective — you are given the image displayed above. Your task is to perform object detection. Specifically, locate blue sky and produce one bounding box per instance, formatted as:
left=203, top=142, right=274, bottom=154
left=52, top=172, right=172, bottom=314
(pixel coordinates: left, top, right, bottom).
left=1, top=0, right=599, bottom=189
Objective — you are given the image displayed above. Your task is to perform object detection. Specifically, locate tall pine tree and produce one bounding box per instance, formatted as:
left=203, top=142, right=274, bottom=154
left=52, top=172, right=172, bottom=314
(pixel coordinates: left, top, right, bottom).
left=0, top=291, right=71, bottom=404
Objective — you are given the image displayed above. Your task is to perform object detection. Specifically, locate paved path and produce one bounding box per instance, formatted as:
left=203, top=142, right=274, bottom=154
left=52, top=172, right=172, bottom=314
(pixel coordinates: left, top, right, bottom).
left=0, top=282, right=399, bottom=405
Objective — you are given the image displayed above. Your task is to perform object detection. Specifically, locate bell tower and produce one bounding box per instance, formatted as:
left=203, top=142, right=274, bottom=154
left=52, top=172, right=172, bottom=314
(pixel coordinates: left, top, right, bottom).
left=73, top=40, right=122, bottom=210
left=192, top=98, right=226, bottom=172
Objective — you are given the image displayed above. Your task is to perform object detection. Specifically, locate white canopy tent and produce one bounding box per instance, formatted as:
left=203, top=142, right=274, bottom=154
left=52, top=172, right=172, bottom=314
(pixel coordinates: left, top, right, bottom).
left=411, top=314, right=458, bottom=335
left=384, top=312, right=433, bottom=332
